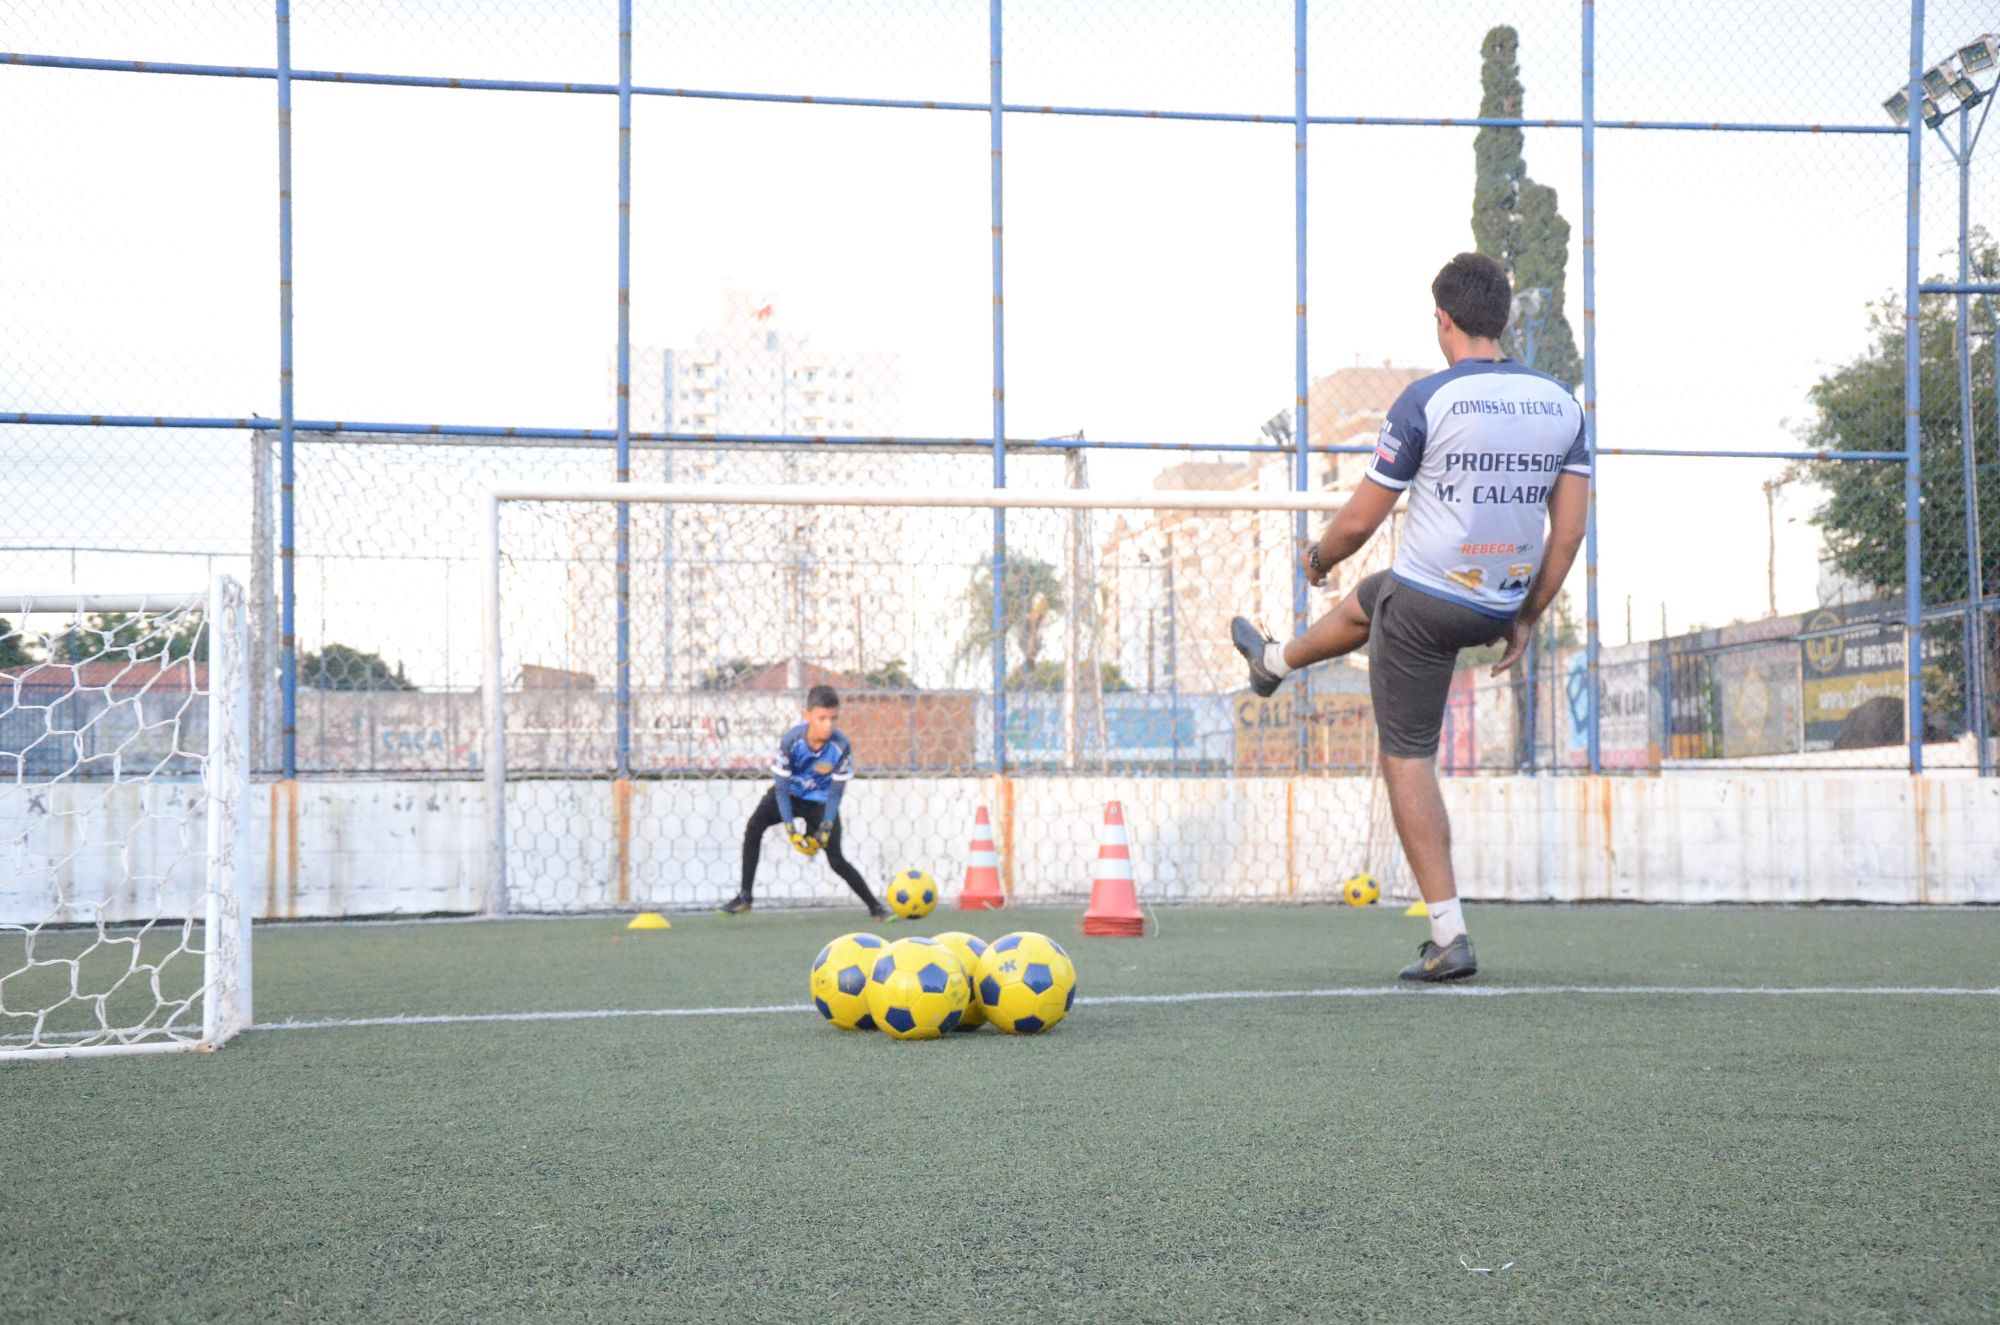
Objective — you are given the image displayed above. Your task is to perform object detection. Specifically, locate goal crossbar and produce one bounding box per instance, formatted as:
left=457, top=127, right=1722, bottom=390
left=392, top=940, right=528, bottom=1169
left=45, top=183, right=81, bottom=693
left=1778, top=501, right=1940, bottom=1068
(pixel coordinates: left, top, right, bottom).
left=485, top=482, right=1349, bottom=514
left=478, top=483, right=1342, bottom=915
left=0, top=592, right=207, bottom=616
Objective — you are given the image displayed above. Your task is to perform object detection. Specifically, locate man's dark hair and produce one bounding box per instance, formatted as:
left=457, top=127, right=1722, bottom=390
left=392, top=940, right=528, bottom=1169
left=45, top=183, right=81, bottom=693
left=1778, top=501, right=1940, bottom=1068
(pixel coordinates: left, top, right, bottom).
left=1431, top=252, right=1512, bottom=340
left=806, top=684, right=840, bottom=710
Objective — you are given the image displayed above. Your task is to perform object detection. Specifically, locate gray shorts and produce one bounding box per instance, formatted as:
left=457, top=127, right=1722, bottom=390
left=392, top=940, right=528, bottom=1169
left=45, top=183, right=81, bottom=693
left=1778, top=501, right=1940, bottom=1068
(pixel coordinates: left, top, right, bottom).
left=1356, top=571, right=1513, bottom=759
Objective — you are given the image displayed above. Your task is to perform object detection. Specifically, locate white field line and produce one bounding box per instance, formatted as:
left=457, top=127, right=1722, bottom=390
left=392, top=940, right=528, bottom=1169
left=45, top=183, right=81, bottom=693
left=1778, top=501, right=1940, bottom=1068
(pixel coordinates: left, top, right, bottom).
left=251, top=983, right=2000, bottom=1033
left=246, top=903, right=2000, bottom=931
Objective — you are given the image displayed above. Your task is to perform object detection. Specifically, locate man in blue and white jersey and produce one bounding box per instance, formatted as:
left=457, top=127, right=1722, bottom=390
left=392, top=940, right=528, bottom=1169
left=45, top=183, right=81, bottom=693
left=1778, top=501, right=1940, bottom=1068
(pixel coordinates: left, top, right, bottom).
left=1232, top=252, right=1589, bottom=982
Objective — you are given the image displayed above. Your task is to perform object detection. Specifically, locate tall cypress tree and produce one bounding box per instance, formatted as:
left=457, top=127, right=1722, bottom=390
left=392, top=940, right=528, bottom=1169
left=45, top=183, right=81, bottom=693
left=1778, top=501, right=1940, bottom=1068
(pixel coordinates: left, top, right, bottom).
left=1514, top=182, right=1580, bottom=382
left=1471, top=27, right=1581, bottom=385
left=1472, top=28, right=1524, bottom=266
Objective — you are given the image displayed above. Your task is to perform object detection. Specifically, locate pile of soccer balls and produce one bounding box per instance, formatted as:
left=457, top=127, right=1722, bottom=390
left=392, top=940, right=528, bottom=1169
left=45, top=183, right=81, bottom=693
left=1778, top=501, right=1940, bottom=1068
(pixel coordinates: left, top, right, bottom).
left=810, top=927, right=1078, bottom=1040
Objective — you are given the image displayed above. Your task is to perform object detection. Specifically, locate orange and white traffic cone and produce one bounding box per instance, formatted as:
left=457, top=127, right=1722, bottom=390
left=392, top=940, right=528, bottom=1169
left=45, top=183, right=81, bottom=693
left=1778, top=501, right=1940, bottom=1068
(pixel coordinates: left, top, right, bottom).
left=957, top=805, right=1005, bottom=910
left=1082, top=800, right=1145, bottom=937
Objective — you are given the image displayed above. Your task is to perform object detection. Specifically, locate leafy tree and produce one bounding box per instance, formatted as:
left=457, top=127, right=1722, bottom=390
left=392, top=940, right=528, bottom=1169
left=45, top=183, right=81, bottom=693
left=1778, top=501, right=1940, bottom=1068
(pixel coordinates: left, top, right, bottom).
left=1003, top=660, right=1135, bottom=693
left=0, top=619, right=35, bottom=669
left=1008, top=661, right=1065, bottom=692
left=52, top=612, right=206, bottom=665
left=1472, top=26, right=1581, bottom=384
left=860, top=658, right=914, bottom=690
left=1796, top=260, right=2000, bottom=732
left=300, top=642, right=416, bottom=691
left=956, top=555, right=1065, bottom=681
left=1795, top=272, right=1998, bottom=609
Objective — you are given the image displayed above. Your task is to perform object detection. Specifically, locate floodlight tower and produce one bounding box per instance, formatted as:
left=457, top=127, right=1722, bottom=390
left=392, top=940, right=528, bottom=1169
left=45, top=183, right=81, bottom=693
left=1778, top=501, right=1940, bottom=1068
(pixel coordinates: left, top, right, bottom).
left=1509, top=286, right=1552, bottom=372
left=1886, top=34, right=1999, bottom=774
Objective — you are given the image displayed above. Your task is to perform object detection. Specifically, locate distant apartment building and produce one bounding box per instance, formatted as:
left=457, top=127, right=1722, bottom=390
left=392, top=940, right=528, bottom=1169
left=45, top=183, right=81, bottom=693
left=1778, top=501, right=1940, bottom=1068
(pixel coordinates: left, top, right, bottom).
left=554, top=293, right=909, bottom=691
left=1098, top=363, right=1426, bottom=693
left=624, top=290, right=902, bottom=440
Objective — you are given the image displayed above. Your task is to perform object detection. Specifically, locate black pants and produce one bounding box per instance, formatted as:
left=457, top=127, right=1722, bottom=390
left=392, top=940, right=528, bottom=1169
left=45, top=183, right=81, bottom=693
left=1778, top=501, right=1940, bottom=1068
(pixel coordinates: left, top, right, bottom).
left=740, top=788, right=880, bottom=910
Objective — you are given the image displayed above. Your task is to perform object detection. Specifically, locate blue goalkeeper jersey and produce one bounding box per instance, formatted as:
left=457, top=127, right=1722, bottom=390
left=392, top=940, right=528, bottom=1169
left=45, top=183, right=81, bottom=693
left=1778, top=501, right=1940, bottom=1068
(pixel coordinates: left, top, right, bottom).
left=1366, top=357, right=1590, bottom=619
left=771, top=724, right=855, bottom=824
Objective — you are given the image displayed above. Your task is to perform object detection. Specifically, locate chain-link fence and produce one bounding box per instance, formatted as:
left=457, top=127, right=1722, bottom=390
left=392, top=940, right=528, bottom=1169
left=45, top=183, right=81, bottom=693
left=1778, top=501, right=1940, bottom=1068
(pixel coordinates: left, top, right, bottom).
left=4, top=3, right=1994, bottom=907
left=491, top=487, right=1420, bottom=910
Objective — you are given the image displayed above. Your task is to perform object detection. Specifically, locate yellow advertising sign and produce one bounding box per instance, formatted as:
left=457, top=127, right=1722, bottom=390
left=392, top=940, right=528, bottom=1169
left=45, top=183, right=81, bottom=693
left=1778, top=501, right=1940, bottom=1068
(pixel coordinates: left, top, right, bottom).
left=1233, top=691, right=1374, bottom=771
left=1803, top=670, right=1903, bottom=733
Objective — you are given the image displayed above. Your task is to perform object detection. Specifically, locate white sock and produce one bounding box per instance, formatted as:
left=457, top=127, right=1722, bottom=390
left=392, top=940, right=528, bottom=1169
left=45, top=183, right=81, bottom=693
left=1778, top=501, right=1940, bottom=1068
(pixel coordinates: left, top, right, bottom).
left=1263, top=642, right=1294, bottom=678
left=1427, top=897, right=1467, bottom=947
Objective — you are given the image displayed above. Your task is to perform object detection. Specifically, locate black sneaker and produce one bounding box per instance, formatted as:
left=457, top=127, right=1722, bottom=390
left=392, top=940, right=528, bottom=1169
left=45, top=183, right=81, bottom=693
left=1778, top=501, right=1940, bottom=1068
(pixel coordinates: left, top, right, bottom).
left=1231, top=616, right=1284, bottom=698
left=1398, top=935, right=1477, bottom=983
left=718, top=893, right=752, bottom=916
left=869, top=904, right=896, bottom=923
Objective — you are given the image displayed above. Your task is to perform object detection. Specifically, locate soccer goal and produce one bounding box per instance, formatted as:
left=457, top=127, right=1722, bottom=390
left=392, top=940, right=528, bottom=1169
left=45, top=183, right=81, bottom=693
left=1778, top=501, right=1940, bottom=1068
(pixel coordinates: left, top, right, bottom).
left=482, top=481, right=1422, bottom=915
left=0, top=579, right=253, bottom=1060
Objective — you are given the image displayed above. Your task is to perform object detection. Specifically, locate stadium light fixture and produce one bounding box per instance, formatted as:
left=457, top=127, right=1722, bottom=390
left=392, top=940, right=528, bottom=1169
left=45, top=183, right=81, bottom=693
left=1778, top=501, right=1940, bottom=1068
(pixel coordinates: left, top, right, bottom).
left=1887, top=39, right=2000, bottom=129
left=1958, top=34, right=2000, bottom=76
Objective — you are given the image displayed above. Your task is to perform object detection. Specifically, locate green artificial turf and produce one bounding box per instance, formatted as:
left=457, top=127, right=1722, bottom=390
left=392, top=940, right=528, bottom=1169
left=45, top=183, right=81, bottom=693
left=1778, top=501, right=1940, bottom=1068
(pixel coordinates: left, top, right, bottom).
left=3, top=905, right=1996, bottom=1323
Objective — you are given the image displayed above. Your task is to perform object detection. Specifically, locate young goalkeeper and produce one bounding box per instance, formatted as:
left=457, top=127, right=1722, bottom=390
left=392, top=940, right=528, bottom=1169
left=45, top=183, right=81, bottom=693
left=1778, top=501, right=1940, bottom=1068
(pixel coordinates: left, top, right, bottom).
left=720, top=684, right=888, bottom=919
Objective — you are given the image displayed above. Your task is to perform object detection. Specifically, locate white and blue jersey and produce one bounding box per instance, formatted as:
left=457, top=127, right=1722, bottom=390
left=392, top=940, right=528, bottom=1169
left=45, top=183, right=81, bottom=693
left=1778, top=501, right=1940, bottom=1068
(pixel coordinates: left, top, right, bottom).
left=771, top=724, right=855, bottom=825
left=1366, top=357, right=1589, bottom=619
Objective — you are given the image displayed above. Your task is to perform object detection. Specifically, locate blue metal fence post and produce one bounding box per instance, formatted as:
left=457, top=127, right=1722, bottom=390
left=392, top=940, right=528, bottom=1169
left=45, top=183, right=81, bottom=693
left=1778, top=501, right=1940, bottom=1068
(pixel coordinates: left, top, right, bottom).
left=615, top=0, right=633, bottom=778
left=1167, top=549, right=1181, bottom=768
left=1950, top=110, right=1989, bottom=775
left=1293, top=0, right=1310, bottom=772
left=276, top=0, right=297, bottom=780
left=1523, top=631, right=1538, bottom=772
left=989, top=0, right=1008, bottom=775
left=1988, top=294, right=1998, bottom=774
left=1905, top=0, right=1927, bottom=775
left=1581, top=0, right=1602, bottom=775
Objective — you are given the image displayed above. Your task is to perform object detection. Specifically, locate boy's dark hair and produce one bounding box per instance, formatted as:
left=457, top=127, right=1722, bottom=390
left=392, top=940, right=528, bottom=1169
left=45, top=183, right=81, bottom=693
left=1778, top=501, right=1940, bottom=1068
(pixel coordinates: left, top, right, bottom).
left=805, top=684, right=840, bottom=710
left=1431, top=252, right=1512, bottom=341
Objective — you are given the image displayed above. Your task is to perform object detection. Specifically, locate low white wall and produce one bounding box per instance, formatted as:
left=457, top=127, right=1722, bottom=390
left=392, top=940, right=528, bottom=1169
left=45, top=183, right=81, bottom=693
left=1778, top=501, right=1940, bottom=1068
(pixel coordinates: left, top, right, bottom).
left=4, top=775, right=1995, bottom=924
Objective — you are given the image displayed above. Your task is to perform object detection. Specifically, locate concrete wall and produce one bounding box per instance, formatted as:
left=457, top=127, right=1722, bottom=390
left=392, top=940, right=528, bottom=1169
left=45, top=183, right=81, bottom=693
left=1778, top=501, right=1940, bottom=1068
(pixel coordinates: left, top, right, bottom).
left=6, top=774, right=1996, bottom=923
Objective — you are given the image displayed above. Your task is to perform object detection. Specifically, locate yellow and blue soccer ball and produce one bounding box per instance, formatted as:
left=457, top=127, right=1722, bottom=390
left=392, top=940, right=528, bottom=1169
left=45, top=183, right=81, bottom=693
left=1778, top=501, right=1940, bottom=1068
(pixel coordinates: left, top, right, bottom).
left=887, top=868, right=939, bottom=919
left=1342, top=873, right=1380, bottom=907
left=929, top=931, right=990, bottom=1030
left=972, top=931, right=1076, bottom=1036
left=810, top=930, right=890, bottom=1031
left=864, top=937, right=971, bottom=1040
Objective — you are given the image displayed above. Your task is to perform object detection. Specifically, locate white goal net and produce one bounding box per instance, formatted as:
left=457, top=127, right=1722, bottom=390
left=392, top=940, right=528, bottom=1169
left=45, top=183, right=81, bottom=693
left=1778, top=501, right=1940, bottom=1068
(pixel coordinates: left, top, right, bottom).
left=484, top=482, right=1423, bottom=916
left=0, top=579, right=252, bottom=1059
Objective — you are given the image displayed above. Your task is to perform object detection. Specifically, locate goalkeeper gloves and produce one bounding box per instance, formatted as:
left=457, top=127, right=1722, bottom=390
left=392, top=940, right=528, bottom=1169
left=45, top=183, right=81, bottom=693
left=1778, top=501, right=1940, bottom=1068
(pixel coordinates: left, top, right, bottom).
left=788, top=818, right=821, bottom=856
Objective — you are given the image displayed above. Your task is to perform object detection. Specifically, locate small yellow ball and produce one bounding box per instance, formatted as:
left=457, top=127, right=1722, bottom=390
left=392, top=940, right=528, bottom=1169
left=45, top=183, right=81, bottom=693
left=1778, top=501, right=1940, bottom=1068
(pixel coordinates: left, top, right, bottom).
left=886, top=868, right=939, bottom=919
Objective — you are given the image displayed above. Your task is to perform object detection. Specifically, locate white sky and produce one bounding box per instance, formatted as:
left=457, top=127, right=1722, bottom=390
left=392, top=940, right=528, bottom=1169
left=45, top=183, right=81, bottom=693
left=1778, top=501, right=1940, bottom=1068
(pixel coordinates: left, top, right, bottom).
left=2, top=1, right=1994, bottom=684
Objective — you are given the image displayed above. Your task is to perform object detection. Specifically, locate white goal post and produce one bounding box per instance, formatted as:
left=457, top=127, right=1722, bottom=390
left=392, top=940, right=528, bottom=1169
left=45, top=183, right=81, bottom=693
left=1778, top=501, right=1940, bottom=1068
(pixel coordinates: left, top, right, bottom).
left=482, top=482, right=1360, bottom=920
left=0, top=578, right=254, bottom=1060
